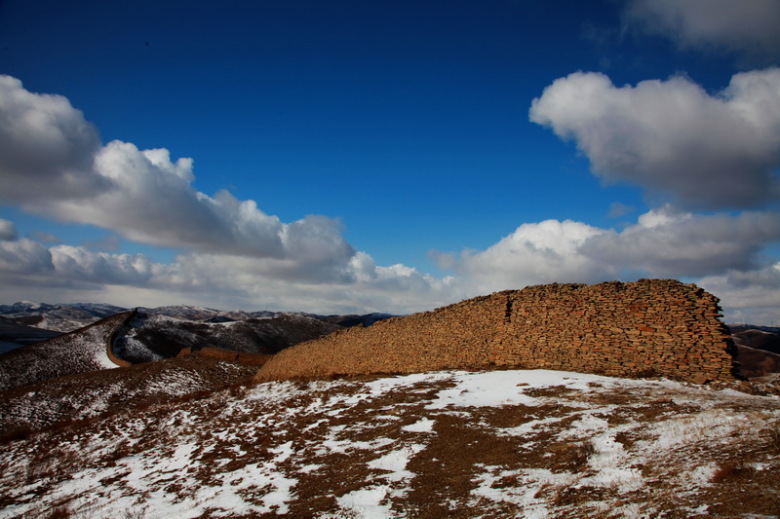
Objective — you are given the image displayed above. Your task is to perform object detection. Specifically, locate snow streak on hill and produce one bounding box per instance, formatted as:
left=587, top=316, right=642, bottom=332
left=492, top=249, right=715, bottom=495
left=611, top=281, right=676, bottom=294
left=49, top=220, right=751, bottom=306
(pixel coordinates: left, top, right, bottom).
left=0, top=313, right=126, bottom=391
left=0, top=302, right=127, bottom=332
left=115, top=312, right=340, bottom=362
left=1, top=369, right=779, bottom=517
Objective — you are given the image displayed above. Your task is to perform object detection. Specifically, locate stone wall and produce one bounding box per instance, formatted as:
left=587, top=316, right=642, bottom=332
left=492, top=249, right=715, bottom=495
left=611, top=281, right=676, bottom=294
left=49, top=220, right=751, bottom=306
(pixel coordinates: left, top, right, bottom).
left=254, top=279, right=738, bottom=384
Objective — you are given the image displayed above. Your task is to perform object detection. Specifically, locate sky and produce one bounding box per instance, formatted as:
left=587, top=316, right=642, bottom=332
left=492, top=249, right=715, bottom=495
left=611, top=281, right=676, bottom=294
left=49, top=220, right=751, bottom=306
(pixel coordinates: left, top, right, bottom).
left=0, top=0, right=779, bottom=323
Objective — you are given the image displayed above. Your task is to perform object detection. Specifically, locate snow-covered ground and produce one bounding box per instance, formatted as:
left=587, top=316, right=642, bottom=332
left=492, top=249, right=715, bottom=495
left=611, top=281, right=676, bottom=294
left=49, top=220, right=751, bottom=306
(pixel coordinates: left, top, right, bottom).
left=1, top=369, right=779, bottom=517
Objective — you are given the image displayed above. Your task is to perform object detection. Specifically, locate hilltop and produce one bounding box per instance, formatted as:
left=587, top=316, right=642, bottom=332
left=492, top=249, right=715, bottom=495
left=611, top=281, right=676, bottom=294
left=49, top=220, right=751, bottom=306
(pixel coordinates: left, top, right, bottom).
left=1, top=369, right=779, bottom=517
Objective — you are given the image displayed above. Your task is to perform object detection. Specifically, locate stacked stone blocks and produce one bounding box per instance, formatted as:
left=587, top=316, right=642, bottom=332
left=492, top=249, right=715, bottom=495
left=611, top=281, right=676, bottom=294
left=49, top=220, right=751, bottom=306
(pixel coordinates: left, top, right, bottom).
left=255, top=279, right=737, bottom=384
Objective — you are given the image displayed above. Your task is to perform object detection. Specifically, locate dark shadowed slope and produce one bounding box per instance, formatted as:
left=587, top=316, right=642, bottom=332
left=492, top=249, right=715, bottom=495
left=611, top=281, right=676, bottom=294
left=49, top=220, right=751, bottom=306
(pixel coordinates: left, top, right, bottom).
left=732, top=326, right=780, bottom=355
left=731, top=327, right=780, bottom=378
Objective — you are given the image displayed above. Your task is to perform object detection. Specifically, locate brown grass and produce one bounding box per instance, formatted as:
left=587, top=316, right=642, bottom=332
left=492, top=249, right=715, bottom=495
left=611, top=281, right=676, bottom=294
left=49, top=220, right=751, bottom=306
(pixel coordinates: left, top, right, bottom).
left=3, top=370, right=780, bottom=518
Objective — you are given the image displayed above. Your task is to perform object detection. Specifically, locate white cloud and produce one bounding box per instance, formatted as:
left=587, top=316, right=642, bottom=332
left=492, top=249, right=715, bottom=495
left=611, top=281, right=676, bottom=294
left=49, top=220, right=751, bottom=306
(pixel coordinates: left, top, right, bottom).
left=582, top=206, right=780, bottom=276
left=50, top=245, right=163, bottom=286
left=0, top=77, right=456, bottom=313
left=0, top=75, right=360, bottom=282
left=0, top=219, right=17, bottom=241
left=0, top=238, right=53, bottom=274
left=1, top=206, right=779, bottom=321
left=625, top=0, right=780, bottom=60
left=0, top=76, right=105, bottom=201
left=436, top=219, right=616, bottom=295
left=2, top=76, right=779, bottom=322
left=529, top=69, right=780, bottom=209
left=699, top=263, right=780, bottom=324
left=0, top=228, right=450, bottom=314
left=435, top=208, right=780, bottom=308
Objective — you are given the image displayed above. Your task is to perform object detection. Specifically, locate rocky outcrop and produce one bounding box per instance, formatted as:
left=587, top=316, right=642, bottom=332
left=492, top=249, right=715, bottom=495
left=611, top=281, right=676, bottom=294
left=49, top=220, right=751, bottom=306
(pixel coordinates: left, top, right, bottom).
left=254, top=279, right=738, bottom=384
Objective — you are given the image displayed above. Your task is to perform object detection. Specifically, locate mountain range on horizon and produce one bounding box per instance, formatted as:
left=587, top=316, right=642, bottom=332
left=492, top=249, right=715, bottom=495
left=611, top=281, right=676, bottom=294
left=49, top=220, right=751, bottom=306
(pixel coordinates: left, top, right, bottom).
left=2, top=284, right=780, bottom=516
left=0, top=300, right=395, bottom=334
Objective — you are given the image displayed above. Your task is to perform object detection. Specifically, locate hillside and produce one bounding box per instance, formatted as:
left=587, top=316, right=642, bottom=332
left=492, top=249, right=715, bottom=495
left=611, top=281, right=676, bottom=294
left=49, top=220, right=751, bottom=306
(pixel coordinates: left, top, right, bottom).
left=114, top=311, right=341, bottom=363
left=732, top=326, right=780, bottom=355
left=0, top=282, right=779, bottom=517
left=0, top=355, right=257, bottom=438
left=0, top=302, right=127, bottom=332
left=0, top=312, right=129, bottom=391
left=1, top=369, right=778, bottom=517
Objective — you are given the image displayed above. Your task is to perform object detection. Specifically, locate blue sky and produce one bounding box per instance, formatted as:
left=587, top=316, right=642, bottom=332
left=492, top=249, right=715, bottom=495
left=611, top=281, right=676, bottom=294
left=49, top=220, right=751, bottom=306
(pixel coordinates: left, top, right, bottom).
left=1, top=0, right=779, bottom=323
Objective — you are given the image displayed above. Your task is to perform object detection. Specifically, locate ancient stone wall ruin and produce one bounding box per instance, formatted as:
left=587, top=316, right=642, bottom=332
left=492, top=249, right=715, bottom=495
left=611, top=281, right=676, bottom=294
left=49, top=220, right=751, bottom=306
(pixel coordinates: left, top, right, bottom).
left=254, top=279, right=737, bottom=384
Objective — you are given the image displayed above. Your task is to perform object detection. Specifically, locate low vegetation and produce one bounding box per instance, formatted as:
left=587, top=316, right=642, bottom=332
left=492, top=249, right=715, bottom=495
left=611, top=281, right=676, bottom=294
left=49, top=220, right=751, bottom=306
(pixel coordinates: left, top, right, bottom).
left=2, top=369, right=779, bottom=517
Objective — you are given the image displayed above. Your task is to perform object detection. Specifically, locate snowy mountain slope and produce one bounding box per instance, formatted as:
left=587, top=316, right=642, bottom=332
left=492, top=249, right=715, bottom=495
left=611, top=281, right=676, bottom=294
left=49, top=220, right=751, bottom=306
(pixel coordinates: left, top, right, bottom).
left=0, top=302, right=128, bottom=332
left=1, top=369, right=778, bottom=518
left=0, top=301, right=393, bottom=334
left=114, top=312, right=342, bottom=363
left=0, top=313, right=129, bottom=391
left=137, top=305, right=276, bottom=322
left=0, top=355, right=257, bottom=438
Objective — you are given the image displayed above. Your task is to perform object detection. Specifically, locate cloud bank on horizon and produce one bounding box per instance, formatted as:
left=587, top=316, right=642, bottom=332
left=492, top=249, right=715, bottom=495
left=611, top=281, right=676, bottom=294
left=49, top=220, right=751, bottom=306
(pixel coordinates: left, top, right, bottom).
left=0, top=0, right=779, bottom=323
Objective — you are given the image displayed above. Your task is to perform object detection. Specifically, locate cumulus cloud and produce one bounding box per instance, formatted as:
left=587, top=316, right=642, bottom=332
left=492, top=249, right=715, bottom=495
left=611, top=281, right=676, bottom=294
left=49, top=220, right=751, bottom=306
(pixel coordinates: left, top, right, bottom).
left=530, top=69, right=780, bottom=209
left=0, top=219, right=17, bottom=241
left=0, top=238, right=53, bottom=274
left=0, top=76, right=355, bottom=278
left=0, top=76, right=105, bottom=200
left=0, top=77, right=457, bottom=312
left=0, top=235, right=164, bottom=287
left=699, top=263, right=780, bottom=324
left=624, top=0, right=780, bottom=60
left=2, top=76, right=778, bottom=320
left=1, top=205, right=778, bottom=319
left=50, top=245, right=164, bottom=286
left=0, top=226, right=450, bottom=314
left=434, top=219, right=616, bottom=295
left=436, top=208, right=780, bottom=299
left=582, top=206, right=780, bottom=276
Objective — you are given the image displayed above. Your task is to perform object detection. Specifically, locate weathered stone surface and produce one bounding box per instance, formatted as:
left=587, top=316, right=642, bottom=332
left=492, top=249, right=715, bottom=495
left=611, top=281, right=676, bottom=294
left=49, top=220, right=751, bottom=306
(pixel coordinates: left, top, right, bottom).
left=254, top=279, right=738, bottom=384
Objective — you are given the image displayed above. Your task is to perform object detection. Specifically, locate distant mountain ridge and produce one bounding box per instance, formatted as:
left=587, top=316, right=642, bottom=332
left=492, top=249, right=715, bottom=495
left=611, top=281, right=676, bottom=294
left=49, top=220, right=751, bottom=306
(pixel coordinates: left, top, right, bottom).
left=0, top=302, right=395, bottom=380
left=0, top=301, right=395, bottom=333
left=115, top=311, right=343, bottom=363
left=0, top=302, right=128, bottom=332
